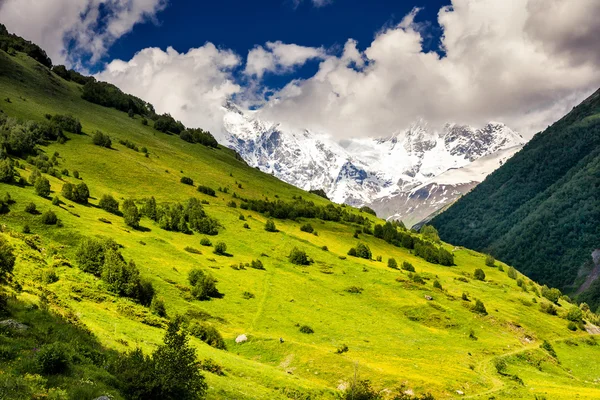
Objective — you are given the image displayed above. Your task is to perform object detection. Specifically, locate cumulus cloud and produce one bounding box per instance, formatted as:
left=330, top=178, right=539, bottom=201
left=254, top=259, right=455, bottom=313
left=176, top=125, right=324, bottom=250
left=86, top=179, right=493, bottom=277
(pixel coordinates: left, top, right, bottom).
left=292, top=0, right=333, bottom=8
left=96, top=45, right=241, bottom=139
left=258, top=0, right=600, bottom=138
left=244, top=41, right=327, bottom=79
left=0, top=0, right=166, bottom=65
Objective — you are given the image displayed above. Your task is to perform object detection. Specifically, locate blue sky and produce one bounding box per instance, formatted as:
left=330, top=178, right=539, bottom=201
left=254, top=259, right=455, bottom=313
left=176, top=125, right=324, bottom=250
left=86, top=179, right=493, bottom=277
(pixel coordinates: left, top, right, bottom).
left=105, top=0, right=451, bottom=88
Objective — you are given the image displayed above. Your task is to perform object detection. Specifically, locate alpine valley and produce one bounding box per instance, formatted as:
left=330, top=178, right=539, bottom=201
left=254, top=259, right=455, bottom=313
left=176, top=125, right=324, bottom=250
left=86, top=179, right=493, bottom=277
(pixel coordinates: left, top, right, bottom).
left=222, top=102, right=525, bottom=226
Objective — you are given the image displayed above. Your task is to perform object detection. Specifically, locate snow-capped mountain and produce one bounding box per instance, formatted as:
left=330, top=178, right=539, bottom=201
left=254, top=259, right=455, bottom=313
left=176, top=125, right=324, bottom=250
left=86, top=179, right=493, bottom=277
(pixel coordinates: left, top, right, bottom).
left=221, top=102, right=525, bottom=224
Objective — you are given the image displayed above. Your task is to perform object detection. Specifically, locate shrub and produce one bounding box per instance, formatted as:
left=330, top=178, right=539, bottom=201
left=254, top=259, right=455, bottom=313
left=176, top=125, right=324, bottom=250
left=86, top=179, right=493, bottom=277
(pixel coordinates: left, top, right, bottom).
left=63, top=182, right=89, bottom=203
left=22, top=224, right=31, bottom=234
left=73, top=170, right=79, bottom=179
left=421, top=225, right=440, bottom=243
left=322, top=245, right=328, bottom=251
left=51, top=196, right=59, bottom=206
left=462, top=292, right=470, bottom=301
left=288, top=247, right=310, bottom=265
left=150, top=297, right=167, bottom=317
left=200, top=238, right=212, bottom=247
left=184, top=246, right=201, bottom=254
left=388, top=258, right=398, bottom=269
left=75, top=238, right=107, bottom=276
left=494, top=357, right=507, bottom=374
left=300, top=223, right=314, bottom=233
left=507, top=266, right=518, bottom=279
left=50, top=114, right=81, bottom=134
left=541, top=286, right=561, bottom=304
left=566, top=307, right=583, bottom=322
left=214, top=242, right=227, bottom=255
left=250, top=259, right=265, bottom=270
left=341, top=379, right=380, bottom=400
left=180, top=176, right=193, bottom=185
left=299, top=325, right=314, bottom=334
left=92, top=130, right=111, bottom=148
left=227, top=201, right=237, bottom=208
left=0, top=159, right=14, bottom=183
left=199, top=358, right=224, bottom=375
left=473, top=299, right=488, bottom=315
left=335, top=344, right=349, bottom=354
left=36, top=343, right=71, bottom=374
left=347, top=247, right=357, bottom=257
left=41, top=269, right=58, bottom=284
left=34, top=177, right=51, bottom=197
left=197, top=185, right=216, bottom=197
left=188, top=268, right=205, bottom=287
left=410, top=273, right=425, bottom=284
left=355, top=243, right=372, bottom=259
left=188, top=322, right=226, bottom=349
left=265, top=219, right=278, bottom=232
left=99, top=194, right=119, bottom=214
left=191, top=274, right=220, bottom=301
left=402, top=261, right=415, bottom=272
left=102, top=249, right=153, bottom=304
left=243, top=223, right=250, bottom=229
left=345, top=286, right=363, bottom=294
left=540, top=340, right=557, bottom=358
left=567, top=321, right=577, bottom=331
left=0, top=237, right=16, bottom=277
left=243, top=291, right=255, bottom=299
left=433, top=280, right=442, bottom=290
left=40, top=210, right=58, bottom=225
left=540, top=302, right=558, bottom=315
left=24, top=202, right=37, bottom=214
left=359, top=206, right=377, bottom=216
left=474, top=268, right=486, bottom=281
left=485, top=254, right=496, bottom=267
left=122, top=199, right=140, bottom=229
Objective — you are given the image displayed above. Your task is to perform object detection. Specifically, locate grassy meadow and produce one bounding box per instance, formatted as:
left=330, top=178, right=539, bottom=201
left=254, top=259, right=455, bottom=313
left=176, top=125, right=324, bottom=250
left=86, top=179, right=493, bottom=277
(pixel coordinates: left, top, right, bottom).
left=1, top=50, right=600, bottom=399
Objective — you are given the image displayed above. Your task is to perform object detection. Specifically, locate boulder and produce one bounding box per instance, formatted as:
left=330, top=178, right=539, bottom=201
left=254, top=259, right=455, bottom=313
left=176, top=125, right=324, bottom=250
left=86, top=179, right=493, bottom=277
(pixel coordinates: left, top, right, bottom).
left=424, top=295, right=433, bottom=301
left=0, top=319, right=28, bottom=330
left=235, top=334, right=248, bottom=343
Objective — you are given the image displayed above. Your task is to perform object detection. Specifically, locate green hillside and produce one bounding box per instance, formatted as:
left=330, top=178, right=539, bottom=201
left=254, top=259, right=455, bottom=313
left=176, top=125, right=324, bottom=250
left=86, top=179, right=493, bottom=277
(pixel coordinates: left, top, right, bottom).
left=431, top=89, right=600, bottom=310
left=1, top=37, right=600, bottom=400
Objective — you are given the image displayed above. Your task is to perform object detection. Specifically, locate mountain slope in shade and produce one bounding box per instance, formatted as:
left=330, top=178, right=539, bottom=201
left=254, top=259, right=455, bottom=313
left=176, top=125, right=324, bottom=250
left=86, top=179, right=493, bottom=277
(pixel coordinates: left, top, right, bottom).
left=431, top=88, right=600, bottom=307
left=223, top=102, right=525, bottom=222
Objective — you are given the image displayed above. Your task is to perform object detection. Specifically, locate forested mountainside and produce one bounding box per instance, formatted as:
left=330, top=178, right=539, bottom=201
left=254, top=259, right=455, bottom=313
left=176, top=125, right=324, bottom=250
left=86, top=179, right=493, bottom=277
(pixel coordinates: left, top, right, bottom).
left=432, top=88, right=600, bottom=310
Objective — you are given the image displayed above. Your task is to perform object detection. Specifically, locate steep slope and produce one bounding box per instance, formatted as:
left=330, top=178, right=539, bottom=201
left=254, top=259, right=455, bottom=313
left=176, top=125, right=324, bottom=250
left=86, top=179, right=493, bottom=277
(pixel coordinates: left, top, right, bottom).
left=223, top=103, right=525, bottom=222
left=1, top=38, right=600, bottom=400
left=432, top=88, right=600, bottom=305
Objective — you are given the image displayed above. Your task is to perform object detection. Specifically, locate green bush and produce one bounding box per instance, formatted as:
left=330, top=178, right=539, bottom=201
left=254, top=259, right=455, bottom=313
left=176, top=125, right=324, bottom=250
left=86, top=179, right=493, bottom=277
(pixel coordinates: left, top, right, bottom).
left=265, top=219, right=278, bottom=232
left=227, top=200, right=237, bottom=208
left=507, top=267, right=518, bottom=279
left=540, top=302, right=558, bottom=315
left=402, top=261, right=415, bottom=272
left=540, top=340, right=557, bottom=358
left=34, top=177, right=51, bottom=197
left=485, top=254, right=496, bottom=267
left=288, top=247, right=310, bottom=265
left=99, top=194, right=119, bottom=214
left=62, top=182, right=89, bottom=203
left=180, top=176, right=193, bottom=185
left=122, top=199, right=140, bottom=229
left=433, top=280, right=442, bottom=290
left=150, top=297, right=167, bottom=318
left=250, top=259, right=265, bottom=270
left=50, top=114, right=81, bottom=134
left=566, top=307, right=583, bottom=322
left=188, top=322, right=226, bottom=349
left=341, top=379, right=380, bottom=400
left=199, top=358, right=224, bottom=375
left=36, top=343, right=71, bottom=374
left=567, top=321, right=577, bottom=331
left=0, top=159, right=14, bottom=183
left=188, top=268, right=205, bottom=286
left=474, top=268, right=486, bottom=281
left=41, top=269, right=58, bottom=284
left=200, top=238, right=212, bottom=246
left=472, top=299, right=488, bottom=315
left=191, top=274, right=220, bottom=301
left=213, top=242, right=227, bottom=255
left=321, top=245, right=328, bottom=251
left=388, top=258, right=398, bottom=269
left=0, top=236, right=16, bottom=277
left=75, top=237, right=107, bottom=276
left=197, top=185, right=216, bottom=197
left=92, top=130, right=111, bottom=148
left=541, top=286, right=562, bottom=304
left=345, top=286, right=363, bottom=294
left=24, top=202, right=37, bottom=214
left=299, top=325, right=314, bottom=334
left=40, top=210, right=58, bottom=225
left=242, top=291, right=255, bottom=299
left=300, top=223, right=314, bottom=233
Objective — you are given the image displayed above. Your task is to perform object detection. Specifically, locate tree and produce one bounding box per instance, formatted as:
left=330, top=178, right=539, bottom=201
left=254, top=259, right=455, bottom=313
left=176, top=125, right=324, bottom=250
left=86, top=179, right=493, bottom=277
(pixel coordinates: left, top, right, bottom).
left=388, top=258, right=398, bottom=269
left=265, top=219, right=278, bottom=232
left=485, top=254, right=496, bottom=267
left=152, top=319, right=207, bottom=399
left=289, top=247, right=310, bottom=265
left=0, top=236, right=16, bottom=277
left=74, top=182, right=89, bottom=203
left=99, top=194, right=119, bottom=214
left=213, top=242, right=227, bottom=255
left=0, top=159, right=14, bottom=183
left=541, top=286, right=562, bottom=304
left=355, top=243, right=372, bottom=259
left=473, top=299, right=488, bottom=315
left=34, top=177, right=51, bottom=197
left=75, top=237, right=106, bottom=276
left=474, top=268, right=486, bottom=281
left=122, top=199, right=140, bottom=229
left=507, top=266, right=518, bottom=279
left=40, top=210, right=58, bottom=225
left=421, top=225, right=440, bottom=243
left=128, top=109, right=135, bottom=118
left=150, top=297, right=167, bottom=317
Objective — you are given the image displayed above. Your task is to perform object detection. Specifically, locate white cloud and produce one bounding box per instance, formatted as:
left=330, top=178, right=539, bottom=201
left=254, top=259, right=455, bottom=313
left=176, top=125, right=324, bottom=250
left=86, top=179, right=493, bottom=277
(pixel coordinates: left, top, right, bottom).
left=96, top=44, right=241, bottom=139
left=292, top=0, right=333, bottom=8
left=259, top=0, right=600, bottom=138
left=244, top=41, right=327, bottom=79
left=0, top=0, right=166, bottom=65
